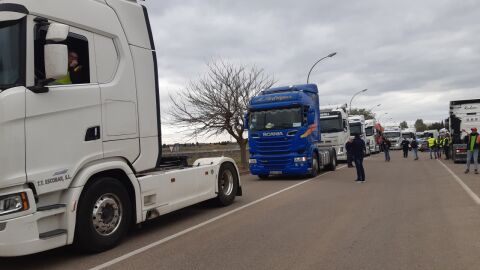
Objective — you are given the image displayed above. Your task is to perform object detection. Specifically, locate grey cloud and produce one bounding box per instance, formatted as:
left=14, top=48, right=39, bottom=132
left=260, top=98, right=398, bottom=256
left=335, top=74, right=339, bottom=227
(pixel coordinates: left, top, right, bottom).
left=144, top=0, right=480, bottom=140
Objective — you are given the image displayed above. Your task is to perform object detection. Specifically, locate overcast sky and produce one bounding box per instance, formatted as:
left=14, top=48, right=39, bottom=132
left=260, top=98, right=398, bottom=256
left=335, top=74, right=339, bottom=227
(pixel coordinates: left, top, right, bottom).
left=144, top=0, right=479, bottom=143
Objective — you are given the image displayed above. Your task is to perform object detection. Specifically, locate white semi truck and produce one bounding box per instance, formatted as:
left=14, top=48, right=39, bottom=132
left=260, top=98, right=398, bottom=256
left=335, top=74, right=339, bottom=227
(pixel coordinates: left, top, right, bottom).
left=348, top=115, right=370, bottom=155
left=365, top=119, right=379, bottom=153
left=319, top=104, right=350, bottom=161
left=449, top=99, right=480, bottom=163
left=383, top=127, right=402, bottom=150
left=0, top=0, right=242, bottom=256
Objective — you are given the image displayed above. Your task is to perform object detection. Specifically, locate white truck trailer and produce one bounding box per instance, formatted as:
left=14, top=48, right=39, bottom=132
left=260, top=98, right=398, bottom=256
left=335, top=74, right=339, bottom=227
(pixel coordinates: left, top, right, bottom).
left=319, top=104, right=350, bottom=161
left=449, top=99, right=480, bottom=163
left=0, top=0, right=242, bottom=256
left=348, top=115, right=370, bottom=155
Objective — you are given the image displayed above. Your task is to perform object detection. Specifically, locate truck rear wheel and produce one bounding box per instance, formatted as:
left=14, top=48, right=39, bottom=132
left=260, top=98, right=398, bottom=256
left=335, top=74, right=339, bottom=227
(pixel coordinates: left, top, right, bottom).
left=217, top=163, right=239, bottom=206
left=74, top=177, right=132, bottom=253
left=309, top=154, right=319, bottom=178
left=326, top=154, right=337, bottom=171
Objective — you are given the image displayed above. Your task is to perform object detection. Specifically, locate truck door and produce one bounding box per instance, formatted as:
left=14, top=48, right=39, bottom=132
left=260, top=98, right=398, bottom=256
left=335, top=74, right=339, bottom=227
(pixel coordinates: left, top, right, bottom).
left=26, top=25, right=102, bottom=194
left=0, top=15, right=27, bottom=188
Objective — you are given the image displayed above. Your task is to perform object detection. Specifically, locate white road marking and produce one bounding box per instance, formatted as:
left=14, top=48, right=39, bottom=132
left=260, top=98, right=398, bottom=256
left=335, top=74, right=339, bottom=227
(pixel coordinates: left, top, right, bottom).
left=438, top=160, right=480, bottom=205
left=89, top=165, right=347, bottom=270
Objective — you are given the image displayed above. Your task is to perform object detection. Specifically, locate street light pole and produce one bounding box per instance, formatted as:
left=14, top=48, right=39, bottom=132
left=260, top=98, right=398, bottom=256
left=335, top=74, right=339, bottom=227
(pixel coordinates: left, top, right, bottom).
left=306, top=52, right=337, bottom=84
left=349, top=88, right=368, bottom=114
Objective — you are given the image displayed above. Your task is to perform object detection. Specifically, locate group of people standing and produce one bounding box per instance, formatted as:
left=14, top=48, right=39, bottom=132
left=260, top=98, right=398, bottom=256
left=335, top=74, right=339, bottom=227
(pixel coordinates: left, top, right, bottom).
left=427, top=134, right=451, bottom=160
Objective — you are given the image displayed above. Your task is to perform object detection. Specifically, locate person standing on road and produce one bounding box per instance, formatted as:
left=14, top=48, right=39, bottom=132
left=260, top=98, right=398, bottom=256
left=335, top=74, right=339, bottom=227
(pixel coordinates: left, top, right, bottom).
left=345, top=137, right=354, bottom=168
left=436, top=136, right=443, bottom=159
left=411, top=136, right=419, bottom=160
left=464, top=128, right=479, bottom=174
left=444, top=134, right=451, bottom=160
left=401, top=137, right=410, bottom=158
left=381, top=136, right=391, bottom=162
left=427, top=135, right=436, bottom=159
left=352, top=134, right=366, bottom=182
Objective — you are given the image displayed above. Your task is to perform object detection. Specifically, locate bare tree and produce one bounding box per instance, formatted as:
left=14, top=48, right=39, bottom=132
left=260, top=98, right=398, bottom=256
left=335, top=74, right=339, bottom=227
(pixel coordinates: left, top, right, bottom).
left=168, top=60, right=275, bottom=168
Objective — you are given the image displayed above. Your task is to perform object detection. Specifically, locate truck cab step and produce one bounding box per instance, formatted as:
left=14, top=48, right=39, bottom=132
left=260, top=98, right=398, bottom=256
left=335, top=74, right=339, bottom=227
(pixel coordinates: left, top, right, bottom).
left=37, top=204, right=66, bottom=212
left=39, top=229, right=67, bottom=240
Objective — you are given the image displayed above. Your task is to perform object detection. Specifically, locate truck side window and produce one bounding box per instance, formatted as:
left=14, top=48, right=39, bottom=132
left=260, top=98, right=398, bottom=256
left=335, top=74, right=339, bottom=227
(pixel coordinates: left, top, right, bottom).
left=34, top=26, right=90, bottom=85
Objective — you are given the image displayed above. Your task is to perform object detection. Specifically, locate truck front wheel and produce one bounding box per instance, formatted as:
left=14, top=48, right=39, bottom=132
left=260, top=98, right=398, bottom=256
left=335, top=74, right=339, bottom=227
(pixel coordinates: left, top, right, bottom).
left=74, top=177, right=132, bottom=253
left=217, top=163, right=239, bottom=206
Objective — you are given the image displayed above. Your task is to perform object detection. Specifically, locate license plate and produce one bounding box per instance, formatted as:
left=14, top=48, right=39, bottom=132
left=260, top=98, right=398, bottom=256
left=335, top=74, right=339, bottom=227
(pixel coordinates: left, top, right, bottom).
left=270, top=171, right=282, bottom=175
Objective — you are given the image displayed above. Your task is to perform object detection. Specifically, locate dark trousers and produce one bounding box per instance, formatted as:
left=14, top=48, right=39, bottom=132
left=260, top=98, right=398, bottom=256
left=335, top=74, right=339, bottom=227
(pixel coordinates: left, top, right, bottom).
left=444, top=146, right=450, bottom=160
left=347, top=153, right=354, bottom=167
left=354, top=157, right=365, bottom=181
left=403, top=148, right=408, bottom=158
left=384, top=149, right=391, bottom=161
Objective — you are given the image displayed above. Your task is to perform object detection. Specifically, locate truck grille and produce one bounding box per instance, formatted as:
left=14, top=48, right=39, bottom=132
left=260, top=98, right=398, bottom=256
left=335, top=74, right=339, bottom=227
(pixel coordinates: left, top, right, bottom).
left=255, top=137, right=292, bottom=155
left=258, top=157, right=290, bottom=170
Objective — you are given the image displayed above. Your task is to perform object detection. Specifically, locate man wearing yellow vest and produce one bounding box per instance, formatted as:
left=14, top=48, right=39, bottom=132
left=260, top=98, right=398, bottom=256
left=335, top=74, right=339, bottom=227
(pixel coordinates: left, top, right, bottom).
left=54, top=50, right=85, bottom=85
left=427, top=135, right=436, bottom=159
left=464, top=128, right=479, bottom=174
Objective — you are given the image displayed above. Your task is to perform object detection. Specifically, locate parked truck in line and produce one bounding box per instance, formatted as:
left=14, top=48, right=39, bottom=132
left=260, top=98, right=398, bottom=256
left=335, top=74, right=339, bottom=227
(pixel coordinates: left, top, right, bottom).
left=348, top=115, right=370, bottom=155
left=246, top=84, right=337, bottom=179
left=449, top=99, right=480, bottom=163
left=319, top=104, right=350, bottom=162
left=0, top=0, right=242, bottom=257
left=383, top=127, right=402, bottom=150
left=365, top=119, right=379, bottom=154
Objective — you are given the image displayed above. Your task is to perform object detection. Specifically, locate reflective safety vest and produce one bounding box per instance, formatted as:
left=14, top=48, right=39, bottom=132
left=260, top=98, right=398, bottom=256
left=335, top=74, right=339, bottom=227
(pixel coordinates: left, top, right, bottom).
left=468, top=134, right=479, bottom=151
left=54, top=73, right=72, bottom=85
left=427, top=137, right=436, bottom=147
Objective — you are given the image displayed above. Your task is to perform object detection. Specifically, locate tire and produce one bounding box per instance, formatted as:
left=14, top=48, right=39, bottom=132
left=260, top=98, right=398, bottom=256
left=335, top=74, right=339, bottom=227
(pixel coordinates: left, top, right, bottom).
left=309, top=153, right=319, bottom=178
left=326, top=154, right=337, bottom=171
left=217, top=163, right=239, bottom=206
left=74, top=177, right=132, bottom=253
left=258, top=174, right=269, bottom=180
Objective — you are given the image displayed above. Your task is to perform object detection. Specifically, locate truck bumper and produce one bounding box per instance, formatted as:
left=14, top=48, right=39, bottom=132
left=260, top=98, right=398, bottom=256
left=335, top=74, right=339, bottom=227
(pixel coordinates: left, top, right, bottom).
left=250, top=164, right=311, bottom=176
left=0, top=212, right=67, bottom=257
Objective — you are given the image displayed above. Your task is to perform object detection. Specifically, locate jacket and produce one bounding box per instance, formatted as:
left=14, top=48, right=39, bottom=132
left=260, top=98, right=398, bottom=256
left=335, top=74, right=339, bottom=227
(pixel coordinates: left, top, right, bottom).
left=351, top=137, right=366, bottom=159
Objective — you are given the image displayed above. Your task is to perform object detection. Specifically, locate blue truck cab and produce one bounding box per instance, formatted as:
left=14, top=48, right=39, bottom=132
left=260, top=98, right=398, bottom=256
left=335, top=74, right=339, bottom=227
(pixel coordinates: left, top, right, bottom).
left=246, top=84, right=336, bottom=179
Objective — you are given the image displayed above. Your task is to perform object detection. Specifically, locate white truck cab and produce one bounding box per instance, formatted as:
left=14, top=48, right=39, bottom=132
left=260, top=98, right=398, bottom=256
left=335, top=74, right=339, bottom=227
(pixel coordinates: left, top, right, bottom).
left=348, top=115, right=370, bottom=155
left=0, top=0, right=242, bottom=256
left=365, top=119, right=379, bottom=153
left=319, top=104, right=350, bottom=161
left=383, top=127, right=402, bottom=150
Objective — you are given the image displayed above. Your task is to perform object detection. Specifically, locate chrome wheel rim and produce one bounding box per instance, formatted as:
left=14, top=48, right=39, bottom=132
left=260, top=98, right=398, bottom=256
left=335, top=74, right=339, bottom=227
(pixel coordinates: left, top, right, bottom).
left=92, top=193, right=123, bottom=236
left=220, top=170, right=234, bottom=196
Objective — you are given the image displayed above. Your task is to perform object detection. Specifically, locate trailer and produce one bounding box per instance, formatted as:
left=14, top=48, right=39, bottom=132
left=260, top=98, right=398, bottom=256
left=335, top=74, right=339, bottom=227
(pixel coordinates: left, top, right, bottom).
left=449, top=99, right=480, bottom=163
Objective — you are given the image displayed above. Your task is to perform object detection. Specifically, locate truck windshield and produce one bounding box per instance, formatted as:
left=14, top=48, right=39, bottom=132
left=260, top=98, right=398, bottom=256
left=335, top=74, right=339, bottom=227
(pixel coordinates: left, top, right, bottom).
left=384, top=132, right=400, bottom=139
left=320, top=115, right=343, bottom=133
left=0, top=19, right=24, bottom=91
left=365, top=126, right=374, bottom=136
left=349, top=123, right=362, bottom=135
left=250, top=107, right=302, bottom=131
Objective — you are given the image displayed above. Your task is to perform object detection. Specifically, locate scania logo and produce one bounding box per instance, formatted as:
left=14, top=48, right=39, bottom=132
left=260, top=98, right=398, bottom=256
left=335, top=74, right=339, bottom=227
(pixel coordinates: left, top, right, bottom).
left=263, top=132, right=283, bottom=136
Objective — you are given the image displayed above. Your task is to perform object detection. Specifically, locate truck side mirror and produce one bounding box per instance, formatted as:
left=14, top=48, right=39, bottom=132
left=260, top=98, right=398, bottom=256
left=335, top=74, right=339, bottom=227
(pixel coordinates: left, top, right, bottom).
left=46, top=23, right=69, bottom=42
left=244, top=112, right=249, bottom=130
left=44, top=44, right=68, bottom=80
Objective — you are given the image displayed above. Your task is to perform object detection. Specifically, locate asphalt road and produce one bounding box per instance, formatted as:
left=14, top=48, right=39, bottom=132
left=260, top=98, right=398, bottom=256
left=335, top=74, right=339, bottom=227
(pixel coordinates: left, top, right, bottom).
left=2, top=151, right=480, bottom=270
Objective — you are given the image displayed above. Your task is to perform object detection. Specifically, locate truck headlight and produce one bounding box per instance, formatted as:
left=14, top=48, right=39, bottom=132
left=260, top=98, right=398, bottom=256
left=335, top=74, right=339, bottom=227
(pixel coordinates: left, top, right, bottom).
left=249, top=159, right=257, bottom=164
left=294, top=157, right=308, bottom=163
left=0, top=192, right=29, bottom=216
